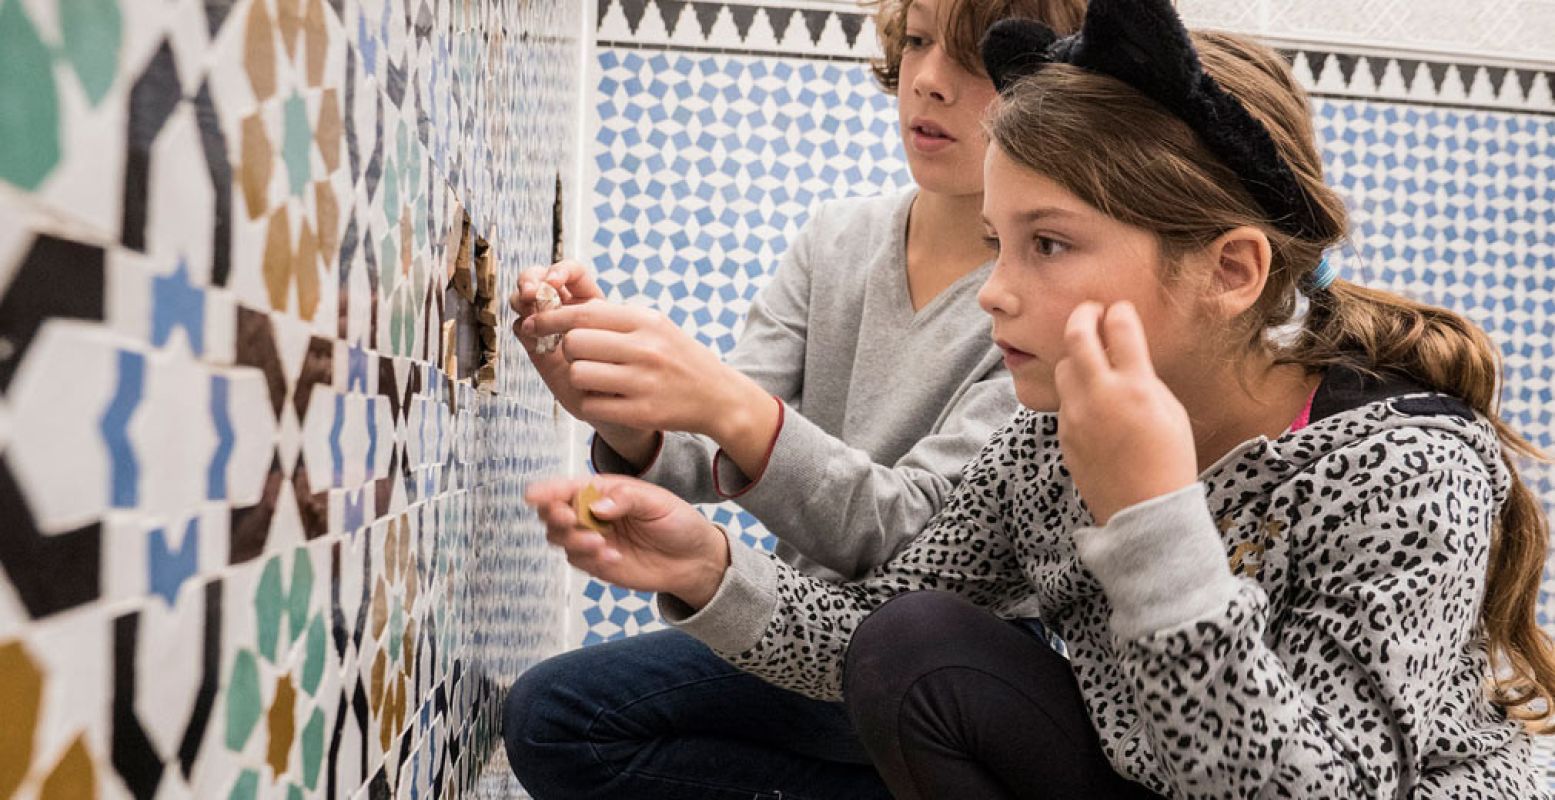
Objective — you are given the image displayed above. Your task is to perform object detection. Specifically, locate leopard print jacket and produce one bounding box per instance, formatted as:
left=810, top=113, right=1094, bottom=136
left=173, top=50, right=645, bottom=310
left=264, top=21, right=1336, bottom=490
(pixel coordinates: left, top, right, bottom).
left=667, top=372, right=1547, bottom=798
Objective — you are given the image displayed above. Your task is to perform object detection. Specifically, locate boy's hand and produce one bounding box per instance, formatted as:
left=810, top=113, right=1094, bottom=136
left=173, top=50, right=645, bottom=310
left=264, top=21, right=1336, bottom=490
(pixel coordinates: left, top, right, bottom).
left=526, top=475, right=730, bottom=609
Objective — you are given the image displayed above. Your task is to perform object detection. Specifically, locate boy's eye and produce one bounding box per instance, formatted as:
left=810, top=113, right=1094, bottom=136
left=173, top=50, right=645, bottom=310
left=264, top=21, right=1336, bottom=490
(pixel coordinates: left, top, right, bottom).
left=982, top=235, right=1000, bottom=252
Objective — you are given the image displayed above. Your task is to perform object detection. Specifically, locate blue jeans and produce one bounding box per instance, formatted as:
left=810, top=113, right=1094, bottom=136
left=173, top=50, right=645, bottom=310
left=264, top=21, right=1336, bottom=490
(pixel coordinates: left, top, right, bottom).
left=503, top=628, right=892, bottom=800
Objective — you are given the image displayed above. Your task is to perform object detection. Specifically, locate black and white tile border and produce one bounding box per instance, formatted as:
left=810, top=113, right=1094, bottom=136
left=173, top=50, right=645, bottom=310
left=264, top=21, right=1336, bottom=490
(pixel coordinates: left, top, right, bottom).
left=595, top=0, right=1555, bottom=115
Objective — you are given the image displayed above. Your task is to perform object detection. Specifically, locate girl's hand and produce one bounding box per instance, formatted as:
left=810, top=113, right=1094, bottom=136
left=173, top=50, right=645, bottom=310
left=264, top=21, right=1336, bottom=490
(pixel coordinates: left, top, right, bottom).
left=521, top=300, right=764, bottom=443
left=1053, top=301, right=1198, bottom=525
left=525, top=475, right=730, bottom=608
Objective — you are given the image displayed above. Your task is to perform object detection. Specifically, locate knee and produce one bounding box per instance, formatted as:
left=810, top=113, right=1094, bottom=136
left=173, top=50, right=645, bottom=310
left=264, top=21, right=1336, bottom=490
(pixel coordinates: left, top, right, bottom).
left=503, top=655, right=590, bottom=790
left=843, top=591, right=983, bottom=711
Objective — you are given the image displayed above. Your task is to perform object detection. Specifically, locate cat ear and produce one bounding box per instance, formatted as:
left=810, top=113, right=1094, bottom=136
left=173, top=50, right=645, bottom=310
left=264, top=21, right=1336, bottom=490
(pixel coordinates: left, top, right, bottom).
left=1066, top=0, right=1205, bottom=113
left=980, top=19, right=1060, bottom=93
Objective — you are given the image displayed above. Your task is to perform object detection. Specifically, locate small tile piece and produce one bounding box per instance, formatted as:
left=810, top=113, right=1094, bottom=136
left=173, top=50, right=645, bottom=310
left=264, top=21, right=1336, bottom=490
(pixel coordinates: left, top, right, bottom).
left=245, top=0, right=277, bottom=101
left=239, top=113, right=273, bottom=220
left=101, top=349, right=145, bottom=509
left=283, top=91, right=313, bottom=197
left=301, top=706, right=324, bottom=788
left=224, top=649, right=262, bottom=750
left=58, top=0, right=122, bottom=106
left=295, top=221, right=321, bottom=320
left=229, top=769, right=258, bottom=800
left=0, top=461, right=102, bottom=618
left=263, top=206, right=294, bottom=313
left=316, top=90, right=342, bottom=173
left=39, top=734, right=96, bottom=800
left=288, top=549, right=313, bottom=643
left=0, top=235, right=106, bottom=393
left=0, top=0, right=61, bottom=189
left=0, top=641, right=42, bottom=798
left=151, top=259, right=206, bottom=355
left=301, top=614, right=325, bottom=694
left=229, top=453, right=283, bottom=564
left=195, top=83, right=236, bottom=289
left=177, top=581, right=223, bottom=778
left=304, top=0, right=328, bottom=86
left=256, top=556, right=284, bottom=661
left=209, top=374, right=235, bottom=500
left=278, top=0, right=303, bottom=58
left=121, top=41, right=181, bottom=252
left=266, top=675, right=296, bottom=777
left=111, top=612, right=164, bottom=800
left=148, top=521, right=199, bottom=607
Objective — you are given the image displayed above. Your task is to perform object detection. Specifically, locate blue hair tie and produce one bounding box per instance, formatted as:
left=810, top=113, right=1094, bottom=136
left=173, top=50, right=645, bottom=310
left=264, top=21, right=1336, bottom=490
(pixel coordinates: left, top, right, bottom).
left=1311, top=255, right=1338, bottom=291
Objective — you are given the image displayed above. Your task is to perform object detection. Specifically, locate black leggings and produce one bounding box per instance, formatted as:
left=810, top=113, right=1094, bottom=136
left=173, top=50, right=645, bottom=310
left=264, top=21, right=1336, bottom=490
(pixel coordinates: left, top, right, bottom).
left=842, top=591, right=1165, bottom=800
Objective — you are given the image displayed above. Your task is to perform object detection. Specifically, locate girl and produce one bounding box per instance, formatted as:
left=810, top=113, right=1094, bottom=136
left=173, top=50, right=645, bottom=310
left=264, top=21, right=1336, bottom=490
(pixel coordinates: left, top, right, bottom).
left=526, top=1, right=1555, bottom=797
left=503, top=2, right=1083, bottom=798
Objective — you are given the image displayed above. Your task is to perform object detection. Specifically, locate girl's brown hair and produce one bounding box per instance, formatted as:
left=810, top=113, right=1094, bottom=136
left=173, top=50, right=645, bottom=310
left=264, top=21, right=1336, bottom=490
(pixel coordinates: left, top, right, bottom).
left=866, top=0, right=1086, bottom=94
left=988, top=29, right=1555, bottom=729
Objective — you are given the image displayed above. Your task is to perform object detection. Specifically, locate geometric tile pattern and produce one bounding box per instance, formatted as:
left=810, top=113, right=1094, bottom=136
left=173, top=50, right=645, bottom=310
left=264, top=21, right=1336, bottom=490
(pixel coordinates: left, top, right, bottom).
left=0, top=0, right=579, bottom=797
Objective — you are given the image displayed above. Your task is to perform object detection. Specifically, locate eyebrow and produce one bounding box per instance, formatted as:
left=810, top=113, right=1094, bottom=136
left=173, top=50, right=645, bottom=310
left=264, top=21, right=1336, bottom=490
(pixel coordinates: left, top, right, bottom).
left=982, top=207, right=1084, bottom=226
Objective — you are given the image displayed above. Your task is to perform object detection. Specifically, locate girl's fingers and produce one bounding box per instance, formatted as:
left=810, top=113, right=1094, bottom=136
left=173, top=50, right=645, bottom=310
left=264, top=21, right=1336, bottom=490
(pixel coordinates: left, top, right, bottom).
left=1062, top=302, right=1110, bottom=378
left=1100, top=302, right=1154, bottom=375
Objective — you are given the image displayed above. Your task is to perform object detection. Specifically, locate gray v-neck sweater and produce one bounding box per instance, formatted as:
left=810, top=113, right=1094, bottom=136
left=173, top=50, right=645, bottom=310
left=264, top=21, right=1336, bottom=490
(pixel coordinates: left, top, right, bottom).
left=593, top=188, right=1018, bottom=581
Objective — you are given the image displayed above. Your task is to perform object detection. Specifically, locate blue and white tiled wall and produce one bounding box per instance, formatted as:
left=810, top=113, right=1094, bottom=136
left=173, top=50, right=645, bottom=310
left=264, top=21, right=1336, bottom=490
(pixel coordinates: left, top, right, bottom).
left=579, top=0, right=1555, bottom=778
left=0, top=0, right=582, bottom=796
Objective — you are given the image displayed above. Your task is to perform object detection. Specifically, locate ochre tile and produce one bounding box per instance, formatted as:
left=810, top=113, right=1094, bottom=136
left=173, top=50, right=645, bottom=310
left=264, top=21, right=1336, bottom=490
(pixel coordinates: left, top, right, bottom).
left=266, top=674, right=296, bottom=777
left=0, top=641, right=42, bottom=798
left=277, top=0, right=303, bottom=60
left=294, top=221, right=320, bottom=321
left=262, top=206, right=293, bottom=312
left=315, top=90, right=342, bottom=175
left=304, top=0, right=328, bottom=87
left=239, top=114, right=273, bottom=220
left=38, top=734, right=96, bottom=800
left=244, top=0, right=277, bottom=101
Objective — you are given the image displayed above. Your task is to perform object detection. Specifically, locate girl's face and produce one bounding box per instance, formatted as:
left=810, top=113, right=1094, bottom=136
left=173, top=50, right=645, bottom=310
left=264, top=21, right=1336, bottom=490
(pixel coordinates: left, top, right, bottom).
left=977, top=145, right=1210, bottom=411
left=896, top=0, right=1000, bottom=197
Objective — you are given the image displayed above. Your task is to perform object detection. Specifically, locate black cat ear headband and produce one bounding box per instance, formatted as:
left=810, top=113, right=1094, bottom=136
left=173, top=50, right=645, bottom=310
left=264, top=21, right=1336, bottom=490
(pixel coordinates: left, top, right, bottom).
left=979, top=0, right=1330, bottom=256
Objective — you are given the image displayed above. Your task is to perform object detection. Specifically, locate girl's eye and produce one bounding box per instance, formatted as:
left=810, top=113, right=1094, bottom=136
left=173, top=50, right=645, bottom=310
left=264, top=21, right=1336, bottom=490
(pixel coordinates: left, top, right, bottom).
left=1035, top=236, right=1068, bottom=257
left=904, top=33, right=929, bottom=49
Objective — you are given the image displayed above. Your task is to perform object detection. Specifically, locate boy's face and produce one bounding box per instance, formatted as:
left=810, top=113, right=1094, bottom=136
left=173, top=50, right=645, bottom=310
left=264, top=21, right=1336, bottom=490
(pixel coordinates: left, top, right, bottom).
left=897, top=0, right=1000, bottom=198
left=977, top=145, right=1207, bottom=412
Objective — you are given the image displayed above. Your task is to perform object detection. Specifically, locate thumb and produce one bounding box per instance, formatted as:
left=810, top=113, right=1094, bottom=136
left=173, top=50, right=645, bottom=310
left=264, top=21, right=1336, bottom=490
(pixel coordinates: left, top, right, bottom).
left=587, top=478, right=670, bottom=523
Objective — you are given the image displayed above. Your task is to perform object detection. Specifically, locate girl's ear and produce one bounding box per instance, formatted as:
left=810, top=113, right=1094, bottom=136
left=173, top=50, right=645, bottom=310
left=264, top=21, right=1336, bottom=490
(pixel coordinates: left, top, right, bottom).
left=1203, top=226, right=1272, bottom=319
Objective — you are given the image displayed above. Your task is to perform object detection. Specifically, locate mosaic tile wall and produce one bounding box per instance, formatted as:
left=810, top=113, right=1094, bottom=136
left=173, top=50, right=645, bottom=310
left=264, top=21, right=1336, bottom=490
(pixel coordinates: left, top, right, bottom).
left=579, top=1, right=1555, bottom=754
left=0, top=0, right=581, bottom=797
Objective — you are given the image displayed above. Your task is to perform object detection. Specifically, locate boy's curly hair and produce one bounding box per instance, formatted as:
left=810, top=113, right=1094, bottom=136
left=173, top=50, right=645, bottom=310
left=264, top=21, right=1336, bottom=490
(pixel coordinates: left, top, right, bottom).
left=867, top=0, right=1086, bottom=94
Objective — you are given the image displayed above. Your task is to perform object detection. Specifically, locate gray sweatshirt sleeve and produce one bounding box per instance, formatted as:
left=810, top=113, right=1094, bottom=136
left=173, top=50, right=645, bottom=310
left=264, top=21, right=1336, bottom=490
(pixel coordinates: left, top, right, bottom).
left=589, top=206, right=814, bottom=504
left=1075, top=468, right=1500, bottom=799
left=713, top=364, right=1014, bottom=578
left=660, top=417, right=1034, bottom=700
